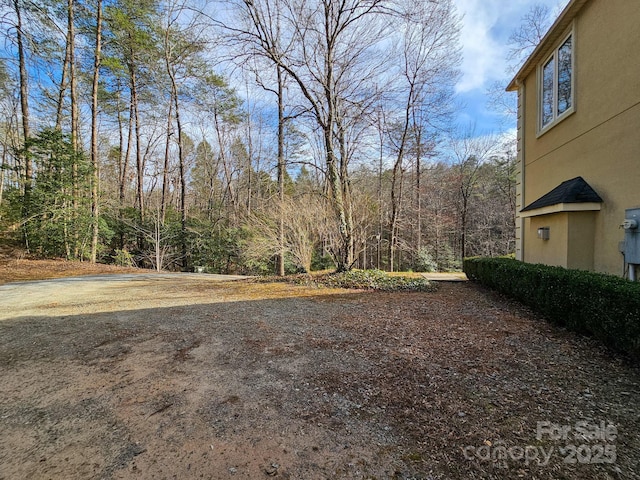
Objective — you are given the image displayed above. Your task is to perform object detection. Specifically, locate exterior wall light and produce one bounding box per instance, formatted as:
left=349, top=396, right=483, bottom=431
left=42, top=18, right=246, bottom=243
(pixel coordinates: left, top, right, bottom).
left=537, top=227, right=550, bottom=240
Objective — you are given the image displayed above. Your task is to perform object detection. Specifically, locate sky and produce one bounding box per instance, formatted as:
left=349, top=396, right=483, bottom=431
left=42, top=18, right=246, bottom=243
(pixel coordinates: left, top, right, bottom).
left=453, top=0, right=570, bottom=136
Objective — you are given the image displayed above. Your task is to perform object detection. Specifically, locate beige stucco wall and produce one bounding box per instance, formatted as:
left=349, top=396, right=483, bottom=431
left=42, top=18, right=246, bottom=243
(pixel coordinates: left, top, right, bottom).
left=526, top=214, right=569, bottom=267
left=526, top=211, right=597, bottom=270
left=566, top=211, right=596, bottom=271
left=519, top=0, right=640, bottom=276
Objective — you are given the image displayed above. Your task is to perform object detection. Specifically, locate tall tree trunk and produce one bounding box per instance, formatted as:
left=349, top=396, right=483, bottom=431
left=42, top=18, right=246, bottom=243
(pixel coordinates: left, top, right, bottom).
left=377, top=111, right=384, bottom=270
left=213, top=107, right=236, bottom=220
left=389, top=91, right=413, bottom=272
left=90, top=0, right=103, bottom=263
left=460, top=193, right=468, bottom=261
left=68, top=0, right=79, bottom=154
left=14, top=0, right=31, bottom=244
left=0, top=146, right=7, bottom=207
left=118, top=87, right=133, bottom=249
left=121, top=96, right=133, bottom=206
left=163, top=25, right=187, bottom=269
left=170, top=76, right=187, bottom=270
left=414, top=123, right=422, bottom=258
left=68, top=0, right=80, bottom=258
left=325, top=131, right=351, bottom=271
left=161, top=100, right=173, bottom=224
left=337, top=121, right=354, bottom=271
left=277, top=65, right=285, bottom=276
left=245, top=97, right=253, bottom=216
left=55, top=30, right=70, bottom=130
left=389, top=165, right=399, bottom=272
left=128, top=55, right=144, bottom=224
left=14, top=0, right=29, bottom=153
left=389, top=163, right=406, bottom=273
left=322, top=25, right=352, bottom=272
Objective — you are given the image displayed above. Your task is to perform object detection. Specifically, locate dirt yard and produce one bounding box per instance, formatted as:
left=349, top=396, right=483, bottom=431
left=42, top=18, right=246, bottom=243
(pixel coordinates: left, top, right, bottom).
left=0, top=265, right=639, bottom=479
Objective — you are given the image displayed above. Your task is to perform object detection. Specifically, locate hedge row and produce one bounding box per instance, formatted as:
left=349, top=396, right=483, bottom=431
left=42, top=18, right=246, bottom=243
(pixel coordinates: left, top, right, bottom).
left=463, top=257, right=640, bottom=359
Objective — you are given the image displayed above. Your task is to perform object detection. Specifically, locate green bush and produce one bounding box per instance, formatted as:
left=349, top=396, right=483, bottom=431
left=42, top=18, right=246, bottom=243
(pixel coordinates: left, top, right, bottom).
left=311, top=251, right=335, bottom=271
left=314, top=269, right=436, bottom=292
left=113, top=248, right=135, bottom=267
left=463, top=257, right=640, bottom=359
left=414, top=248, right=438, bottom=273
left=257, top=269, right=436, bottom=292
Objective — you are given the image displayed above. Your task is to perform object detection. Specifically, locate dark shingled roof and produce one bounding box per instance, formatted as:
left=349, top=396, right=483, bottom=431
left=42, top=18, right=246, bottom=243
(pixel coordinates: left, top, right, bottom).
left=521, top=176, right=603, bottom=212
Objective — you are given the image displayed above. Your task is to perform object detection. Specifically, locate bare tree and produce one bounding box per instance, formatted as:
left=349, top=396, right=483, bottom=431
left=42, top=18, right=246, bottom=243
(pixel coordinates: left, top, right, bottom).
left=246, top=194, right=324, bottom=273
left=386, top=0, right=460, bottom=271
left=241, top=60, right=291, bottom=275
left=508, top=4, right=552, bottom=65
left=487, top=3, right=554, bottom=120
left=449, top=130, right=498, bottom=260
left=274, top=65, right=288, bottom=275
left=229, top=0, right=391, bottom=271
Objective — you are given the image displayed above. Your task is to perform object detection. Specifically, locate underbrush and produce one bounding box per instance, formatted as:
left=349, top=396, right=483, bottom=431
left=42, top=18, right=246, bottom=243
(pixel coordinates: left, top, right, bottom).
left=255, top=269, right=436, bottom=292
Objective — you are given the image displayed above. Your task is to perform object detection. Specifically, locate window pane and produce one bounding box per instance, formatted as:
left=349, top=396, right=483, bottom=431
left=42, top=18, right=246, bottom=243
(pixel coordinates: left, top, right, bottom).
left=542, top=58, right=554, bottom=127
left=557, top=35, right=572, bottom=115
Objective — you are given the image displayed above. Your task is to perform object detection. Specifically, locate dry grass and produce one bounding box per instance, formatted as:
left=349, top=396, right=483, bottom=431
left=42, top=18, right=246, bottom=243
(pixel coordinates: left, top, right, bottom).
left=0, top=257, right=144, bottom=285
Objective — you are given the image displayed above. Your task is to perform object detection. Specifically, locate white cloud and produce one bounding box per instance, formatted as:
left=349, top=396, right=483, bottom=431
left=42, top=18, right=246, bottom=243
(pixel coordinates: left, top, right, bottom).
left=455, top=0, right=504, bottom=92
left=453, top=0, right=567, bottom=94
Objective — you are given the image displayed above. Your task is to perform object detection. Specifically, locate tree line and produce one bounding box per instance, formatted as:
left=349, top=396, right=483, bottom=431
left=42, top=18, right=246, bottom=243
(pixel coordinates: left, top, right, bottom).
left=0, top=0, right=516, bottom=274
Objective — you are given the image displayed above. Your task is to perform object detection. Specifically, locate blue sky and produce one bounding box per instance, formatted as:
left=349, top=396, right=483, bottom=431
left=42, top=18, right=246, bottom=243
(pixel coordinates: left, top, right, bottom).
left=453, top=0, right=570, bottom=135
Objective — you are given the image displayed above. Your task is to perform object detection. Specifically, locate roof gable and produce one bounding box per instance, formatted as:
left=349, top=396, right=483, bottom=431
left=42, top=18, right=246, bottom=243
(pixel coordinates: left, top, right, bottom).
left=521, top=176, right=603, bottom=212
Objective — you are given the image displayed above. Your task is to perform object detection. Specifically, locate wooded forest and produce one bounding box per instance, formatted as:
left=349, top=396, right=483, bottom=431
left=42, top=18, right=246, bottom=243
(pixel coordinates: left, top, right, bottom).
left=0, top=0, right=519, bottom=274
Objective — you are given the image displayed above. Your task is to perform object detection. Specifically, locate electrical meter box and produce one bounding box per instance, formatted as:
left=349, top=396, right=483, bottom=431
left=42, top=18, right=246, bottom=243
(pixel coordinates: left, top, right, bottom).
left=623, top=208, right=640, bottom=264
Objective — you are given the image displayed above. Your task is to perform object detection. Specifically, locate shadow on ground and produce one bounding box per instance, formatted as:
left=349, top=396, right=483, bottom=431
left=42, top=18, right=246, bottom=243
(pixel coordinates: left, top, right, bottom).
left=1, top=281, right=639, bottom=479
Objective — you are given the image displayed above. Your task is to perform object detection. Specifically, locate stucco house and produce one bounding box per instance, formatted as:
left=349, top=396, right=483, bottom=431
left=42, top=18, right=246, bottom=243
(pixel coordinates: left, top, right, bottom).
left=506, top=0, right=640, bottom=277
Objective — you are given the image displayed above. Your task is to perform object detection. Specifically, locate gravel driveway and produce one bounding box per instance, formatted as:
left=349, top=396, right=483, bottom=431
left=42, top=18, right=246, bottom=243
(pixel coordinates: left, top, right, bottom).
left=1, top=274, right=639, bottom=479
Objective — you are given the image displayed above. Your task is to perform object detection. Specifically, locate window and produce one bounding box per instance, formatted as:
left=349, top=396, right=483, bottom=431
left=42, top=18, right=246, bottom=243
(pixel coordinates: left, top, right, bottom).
left=539, top=33, right=574, bottom=132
